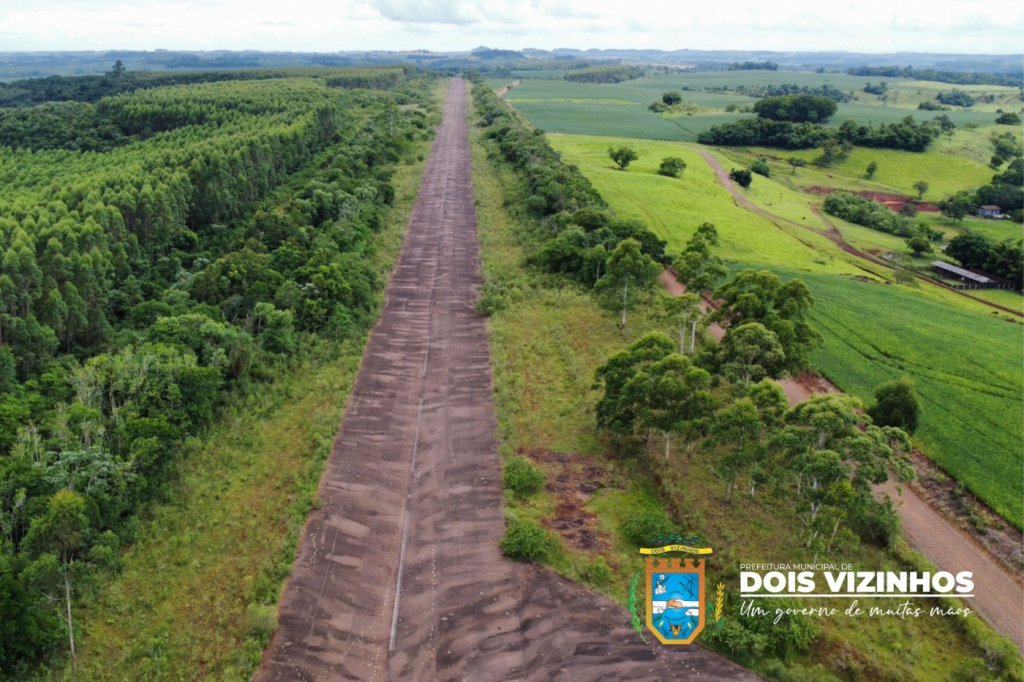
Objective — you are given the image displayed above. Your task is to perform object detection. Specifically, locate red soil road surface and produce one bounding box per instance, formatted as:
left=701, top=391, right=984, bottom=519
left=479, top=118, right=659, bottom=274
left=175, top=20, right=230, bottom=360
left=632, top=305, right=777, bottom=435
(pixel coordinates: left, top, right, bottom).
left=257, top=80, right=758, bottom=681
left=659, top=194, right=1024, bottom=651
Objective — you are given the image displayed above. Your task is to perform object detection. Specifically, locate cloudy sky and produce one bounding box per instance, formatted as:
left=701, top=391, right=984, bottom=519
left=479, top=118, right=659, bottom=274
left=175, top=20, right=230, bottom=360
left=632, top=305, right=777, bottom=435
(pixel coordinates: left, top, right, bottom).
left=0, top=0, right=1021, bottom=54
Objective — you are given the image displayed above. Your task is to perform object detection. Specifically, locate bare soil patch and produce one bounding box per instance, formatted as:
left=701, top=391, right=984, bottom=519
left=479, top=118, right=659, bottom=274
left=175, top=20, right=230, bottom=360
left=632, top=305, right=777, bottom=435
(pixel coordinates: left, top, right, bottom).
left=521, top=448, right=615, bottom=552
left=805, top=185, right=939, bottom=213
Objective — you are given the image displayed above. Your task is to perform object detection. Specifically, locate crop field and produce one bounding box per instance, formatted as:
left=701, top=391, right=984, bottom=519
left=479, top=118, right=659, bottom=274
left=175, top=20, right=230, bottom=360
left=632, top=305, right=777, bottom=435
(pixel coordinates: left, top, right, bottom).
left=548, top=132, right=1023, bottom=528
left=799, top=269, right=1023, bottom=526
left=499, top=73, right=1019, bottom=142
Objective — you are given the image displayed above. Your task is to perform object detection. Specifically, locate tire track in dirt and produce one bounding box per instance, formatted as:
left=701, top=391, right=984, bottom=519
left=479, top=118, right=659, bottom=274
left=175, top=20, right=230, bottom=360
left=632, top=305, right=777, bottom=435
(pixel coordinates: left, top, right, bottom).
left=258, top=80, right=758, bottom=681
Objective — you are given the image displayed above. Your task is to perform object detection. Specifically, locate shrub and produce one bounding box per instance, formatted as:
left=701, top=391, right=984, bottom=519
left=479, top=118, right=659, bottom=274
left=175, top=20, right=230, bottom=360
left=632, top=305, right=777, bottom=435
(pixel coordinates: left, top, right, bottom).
left=729, top=168, right=753, bottom=188
left=849, top=497, right=900, bottom=547
left=868, top=378, right=919, bottom=433
left=750, top=158, right=771, bottom=177
left=578, top=556, right=613, bottom=586
left=503, top=456, right=545, bottom=497
left=500, top=516, right=558, bottom=561
left=658, top=157, right=687, bottom=178
left=246, top=604, right=278, bottom=639
left=710, top=597, right=818, bottom=662
left=620, top=501, right=676, bottom=546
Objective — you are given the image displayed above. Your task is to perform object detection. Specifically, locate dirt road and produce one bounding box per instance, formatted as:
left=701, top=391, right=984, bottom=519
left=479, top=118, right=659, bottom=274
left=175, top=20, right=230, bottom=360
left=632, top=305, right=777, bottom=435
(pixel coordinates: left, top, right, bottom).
left=258, top=80, right=757, bottom=681
left=657, top=270, right=1023, bottom=651
left=878, top=481, right=1024, bottom=650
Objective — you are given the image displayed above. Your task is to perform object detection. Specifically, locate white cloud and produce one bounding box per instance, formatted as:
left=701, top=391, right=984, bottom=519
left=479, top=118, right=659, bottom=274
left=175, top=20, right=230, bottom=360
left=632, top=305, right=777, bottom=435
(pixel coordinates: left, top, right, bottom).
left=0, top=0, right=1019, bottom=53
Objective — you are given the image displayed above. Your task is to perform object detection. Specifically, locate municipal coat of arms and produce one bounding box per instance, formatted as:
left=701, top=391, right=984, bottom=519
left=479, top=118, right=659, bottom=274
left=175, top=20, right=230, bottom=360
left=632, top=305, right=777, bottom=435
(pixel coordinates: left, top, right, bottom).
left=644, top=556, right=706, bottom=645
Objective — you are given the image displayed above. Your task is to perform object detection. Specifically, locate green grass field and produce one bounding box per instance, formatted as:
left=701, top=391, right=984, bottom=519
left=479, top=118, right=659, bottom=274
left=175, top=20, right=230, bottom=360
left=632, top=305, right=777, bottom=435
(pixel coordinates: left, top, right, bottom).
left=747, top=144, right=996, bottom=198
left=547, top=134, right=867, bottom=276
left=548, top=132, right=1023, bottom=528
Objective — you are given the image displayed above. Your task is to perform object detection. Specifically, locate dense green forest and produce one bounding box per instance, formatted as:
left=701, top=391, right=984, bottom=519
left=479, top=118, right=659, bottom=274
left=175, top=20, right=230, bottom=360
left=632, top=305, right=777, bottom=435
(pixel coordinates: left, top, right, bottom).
left=0, top=67, right=433, bottom=676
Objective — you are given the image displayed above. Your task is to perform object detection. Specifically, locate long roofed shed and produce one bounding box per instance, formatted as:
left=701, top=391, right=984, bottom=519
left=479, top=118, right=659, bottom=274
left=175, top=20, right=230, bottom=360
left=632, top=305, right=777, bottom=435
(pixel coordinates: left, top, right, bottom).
left=931, top=260, right=993, bottom=284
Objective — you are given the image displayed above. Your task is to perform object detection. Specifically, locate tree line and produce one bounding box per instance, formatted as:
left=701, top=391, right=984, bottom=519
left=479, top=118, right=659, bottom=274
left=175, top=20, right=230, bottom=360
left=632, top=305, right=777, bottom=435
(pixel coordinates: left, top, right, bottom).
left=564, top=65, right=646, bottom=84
left=699, top=109, right=943, bottom=152
left=0, top=62, right=412, bottom=108
left=846, top=66, right=1023, bottom=88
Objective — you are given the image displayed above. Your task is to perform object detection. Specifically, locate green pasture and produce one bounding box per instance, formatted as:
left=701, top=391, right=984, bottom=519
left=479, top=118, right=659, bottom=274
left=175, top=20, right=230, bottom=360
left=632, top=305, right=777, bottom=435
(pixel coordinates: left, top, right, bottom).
left=551, top=132, right=1023, bottom=528
left=548, top=134, right=864, bottom=275
left=746, top=144, right=996, bottom=198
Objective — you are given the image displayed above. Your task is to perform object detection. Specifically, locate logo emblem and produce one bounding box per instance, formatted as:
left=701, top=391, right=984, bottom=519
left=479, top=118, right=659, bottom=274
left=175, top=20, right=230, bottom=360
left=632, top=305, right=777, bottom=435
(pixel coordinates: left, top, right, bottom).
left=645, top=557, right=706, bottom=644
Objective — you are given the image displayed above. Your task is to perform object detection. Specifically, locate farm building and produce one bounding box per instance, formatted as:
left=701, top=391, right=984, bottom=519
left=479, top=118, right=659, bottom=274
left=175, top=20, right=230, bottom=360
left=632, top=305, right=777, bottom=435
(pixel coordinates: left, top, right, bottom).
left=976, top=205, right=1004, bottom=219
left=930, top=261, right=1005, bottom=289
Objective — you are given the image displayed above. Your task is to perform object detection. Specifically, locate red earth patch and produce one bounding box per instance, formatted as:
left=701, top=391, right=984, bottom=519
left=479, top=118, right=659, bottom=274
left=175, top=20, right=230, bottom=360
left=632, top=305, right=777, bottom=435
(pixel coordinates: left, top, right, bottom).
left=805, top=186, right=939, bottom=213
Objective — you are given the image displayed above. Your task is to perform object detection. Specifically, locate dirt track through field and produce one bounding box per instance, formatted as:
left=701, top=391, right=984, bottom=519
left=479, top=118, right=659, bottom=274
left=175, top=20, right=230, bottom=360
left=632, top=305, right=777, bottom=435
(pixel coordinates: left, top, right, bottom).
left=257, top=80, right=758, bottom=680
left=698, top=150, right=1022, bottom=318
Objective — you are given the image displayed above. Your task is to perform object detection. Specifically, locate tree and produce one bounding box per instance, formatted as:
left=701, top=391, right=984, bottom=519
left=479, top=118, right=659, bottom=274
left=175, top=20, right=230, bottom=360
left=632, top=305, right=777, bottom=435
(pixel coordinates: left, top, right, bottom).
left=22, top=489, right=92, bottom=665
left=786, top=157, right=806, bottom=174
left=712, top=270, right=820, bottom=376
left=656, top=293, right=701, bottom=354
left=594, top=334, right=712, bottom=457
left=945, top=231, right=992, bottom=269
left=866, top=161, right=878, bottom=178
left=818, top=139, right=838, bottom=165
left=658, top=157, right=687, bottom=178
left=673, top=251, right=726, bottom=298
left=107, top=60, right=126, bottom=79
left=594, top=333, right=675, bottom=436
left=713, top=398, right=764, bottom=499
left=596, top=238, right=661, bottom=327
left=729, top=168, right=752, bottom=188
left=905, top=234, right=932, bottom=257
left=752, top=95, right=837, bottom=123
left=719, top=322, right=786, bottom=385
left=995, top=112, right=1022, bottom=125
left=868, top=378, right=919, bottom=433
left=608, top=146, right=639, bottom=170
left=630, top=354, right=713, bottom=459
left=938, top=191, right=975, bottom=223
left=913, top=180, right=929, bottom=200
left=750, top=158, right=771, bottom=177
left=662, top=91, right=683, bottom=105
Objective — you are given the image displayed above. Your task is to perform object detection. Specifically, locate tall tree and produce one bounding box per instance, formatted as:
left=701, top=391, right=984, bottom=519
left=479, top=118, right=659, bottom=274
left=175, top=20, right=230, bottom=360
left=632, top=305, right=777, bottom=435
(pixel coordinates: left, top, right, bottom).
left=656, top=293, right=701, bottom=354
left=22, top=489, right=92, bottom=665
left=596, top=238, right=660, bottom=327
